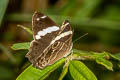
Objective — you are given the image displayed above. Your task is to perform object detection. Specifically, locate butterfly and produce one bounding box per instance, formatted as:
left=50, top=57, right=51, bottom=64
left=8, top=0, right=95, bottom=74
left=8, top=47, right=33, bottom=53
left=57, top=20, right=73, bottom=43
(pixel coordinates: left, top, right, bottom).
left=26, top=11, right=73, bottom=69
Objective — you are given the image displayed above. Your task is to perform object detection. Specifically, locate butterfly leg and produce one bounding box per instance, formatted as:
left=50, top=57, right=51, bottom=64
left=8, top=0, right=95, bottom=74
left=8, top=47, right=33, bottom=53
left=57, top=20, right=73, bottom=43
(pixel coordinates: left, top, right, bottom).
left=63, top=51, right=73, bottom=69
left=74, top=56, right=85, bottom=61
left=70, top=50, right=73, bottom=60
left=69, top=50, right=85, bottom=61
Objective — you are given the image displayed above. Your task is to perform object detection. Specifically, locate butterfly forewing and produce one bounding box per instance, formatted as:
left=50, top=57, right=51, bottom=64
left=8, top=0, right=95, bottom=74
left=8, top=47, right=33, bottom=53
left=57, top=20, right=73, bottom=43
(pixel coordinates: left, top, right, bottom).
left=26, top=12, right=60, bottom=67
left=32, top=11, right=59, bottom=39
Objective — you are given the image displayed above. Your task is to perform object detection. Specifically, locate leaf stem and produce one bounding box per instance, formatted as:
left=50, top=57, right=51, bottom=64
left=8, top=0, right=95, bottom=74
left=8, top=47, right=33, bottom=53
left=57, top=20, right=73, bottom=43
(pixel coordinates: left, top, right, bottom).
left=58, top=57, right=70, bottom=80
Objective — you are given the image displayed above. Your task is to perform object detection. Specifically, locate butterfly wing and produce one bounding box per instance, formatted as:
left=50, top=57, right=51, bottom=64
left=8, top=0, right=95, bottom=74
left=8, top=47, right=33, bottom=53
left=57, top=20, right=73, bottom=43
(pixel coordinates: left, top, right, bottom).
left=26, top=11, right=60, bottom=66
left=35, top=20, right=73, bottom=69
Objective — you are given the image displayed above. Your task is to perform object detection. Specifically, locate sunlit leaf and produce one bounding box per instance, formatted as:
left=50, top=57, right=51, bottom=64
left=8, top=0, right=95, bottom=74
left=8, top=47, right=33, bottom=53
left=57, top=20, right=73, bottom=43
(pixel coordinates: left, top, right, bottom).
left=109, top=53, right=120, bottom=61
left=69, top=60, right=97, bottom=80
left=73, top=49, right=90, bottom=56
left=91, top=52, right=113, bottom=70
left=90, top=52, right=109, bottom=58
left=58, top=59, right=70, bottom=80
left=11, top=42, right=30, bottom=50
left=96, top=57, right=113, bottom=71
left=17, top=58, right=65, bottom=80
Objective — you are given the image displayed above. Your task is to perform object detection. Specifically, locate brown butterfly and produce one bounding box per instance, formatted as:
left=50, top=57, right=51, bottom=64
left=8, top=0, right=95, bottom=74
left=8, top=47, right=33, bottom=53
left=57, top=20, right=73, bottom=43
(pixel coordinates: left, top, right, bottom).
left=26, top=11, right=73, bottom=69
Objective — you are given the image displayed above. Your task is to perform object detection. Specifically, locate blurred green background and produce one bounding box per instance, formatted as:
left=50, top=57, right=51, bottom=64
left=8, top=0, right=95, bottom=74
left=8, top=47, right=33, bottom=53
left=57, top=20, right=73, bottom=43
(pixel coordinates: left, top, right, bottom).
left=0, top=0, right=120, bottom=80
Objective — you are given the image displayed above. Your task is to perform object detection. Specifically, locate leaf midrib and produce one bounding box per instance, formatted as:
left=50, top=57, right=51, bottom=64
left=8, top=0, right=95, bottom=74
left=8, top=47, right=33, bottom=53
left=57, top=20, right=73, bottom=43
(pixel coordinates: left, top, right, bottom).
left=71, top=61, right=88, bottom=80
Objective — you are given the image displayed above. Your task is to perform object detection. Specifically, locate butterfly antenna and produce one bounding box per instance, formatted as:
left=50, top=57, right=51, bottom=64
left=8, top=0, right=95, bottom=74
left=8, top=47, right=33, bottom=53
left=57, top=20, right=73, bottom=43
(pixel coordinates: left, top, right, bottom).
left=73, top=33, right=88, bottom=43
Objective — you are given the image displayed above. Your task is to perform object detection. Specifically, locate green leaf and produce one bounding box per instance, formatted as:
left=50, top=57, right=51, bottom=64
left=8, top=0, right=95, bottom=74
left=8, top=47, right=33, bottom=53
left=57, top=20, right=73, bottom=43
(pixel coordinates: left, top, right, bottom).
left=17, top=58, right=65, bottom=80
left=11, top=42, right=30, bottom=50
left=109, top=53, right=120, bottom=61
left=0, top=0, right=9, bottom=26
left=17, top=25, right=33, bottom=35
left=96, top=57, right=113, bottom=71
left=58, top=59, right=70, bottom=80
left=73, top=49, right=90, bottom=56
left=69, top=60, right=97, bottom=80
left=90, top=52, right=109, bottom=58
left=91, top=52, right=113, bottom=71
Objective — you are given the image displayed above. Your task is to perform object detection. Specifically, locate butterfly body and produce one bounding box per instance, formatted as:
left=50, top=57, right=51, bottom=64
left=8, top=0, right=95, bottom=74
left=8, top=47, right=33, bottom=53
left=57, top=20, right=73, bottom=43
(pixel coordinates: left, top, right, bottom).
left=26, top=11, right=73, bottom=69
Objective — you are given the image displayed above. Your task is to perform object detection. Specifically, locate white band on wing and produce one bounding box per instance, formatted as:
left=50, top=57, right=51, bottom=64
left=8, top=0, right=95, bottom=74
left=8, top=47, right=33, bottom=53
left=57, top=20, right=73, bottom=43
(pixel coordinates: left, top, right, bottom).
left=50, top=31, right=72, bottom=44
left=41, top=16, right=47, bottom=19
left=36, top=16, right=47, bottom=21
left=35, top=26, right=59, bottom=40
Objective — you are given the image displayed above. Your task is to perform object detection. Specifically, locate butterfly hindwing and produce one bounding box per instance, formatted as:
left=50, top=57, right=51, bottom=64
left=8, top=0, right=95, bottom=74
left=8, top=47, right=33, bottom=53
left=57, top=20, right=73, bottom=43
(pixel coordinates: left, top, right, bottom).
left=49, top=20, right=73, bottom=64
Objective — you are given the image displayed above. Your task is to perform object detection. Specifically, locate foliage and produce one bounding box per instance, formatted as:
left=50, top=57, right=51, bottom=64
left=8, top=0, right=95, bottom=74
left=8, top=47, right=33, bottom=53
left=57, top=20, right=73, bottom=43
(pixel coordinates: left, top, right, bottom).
left=69, top=60, right=97, bottom=80
left=11, top=27, right=120, bottom=80
left=16, top=59, right=65, bottom=80
left=11, top=41, right=120, bottom=80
